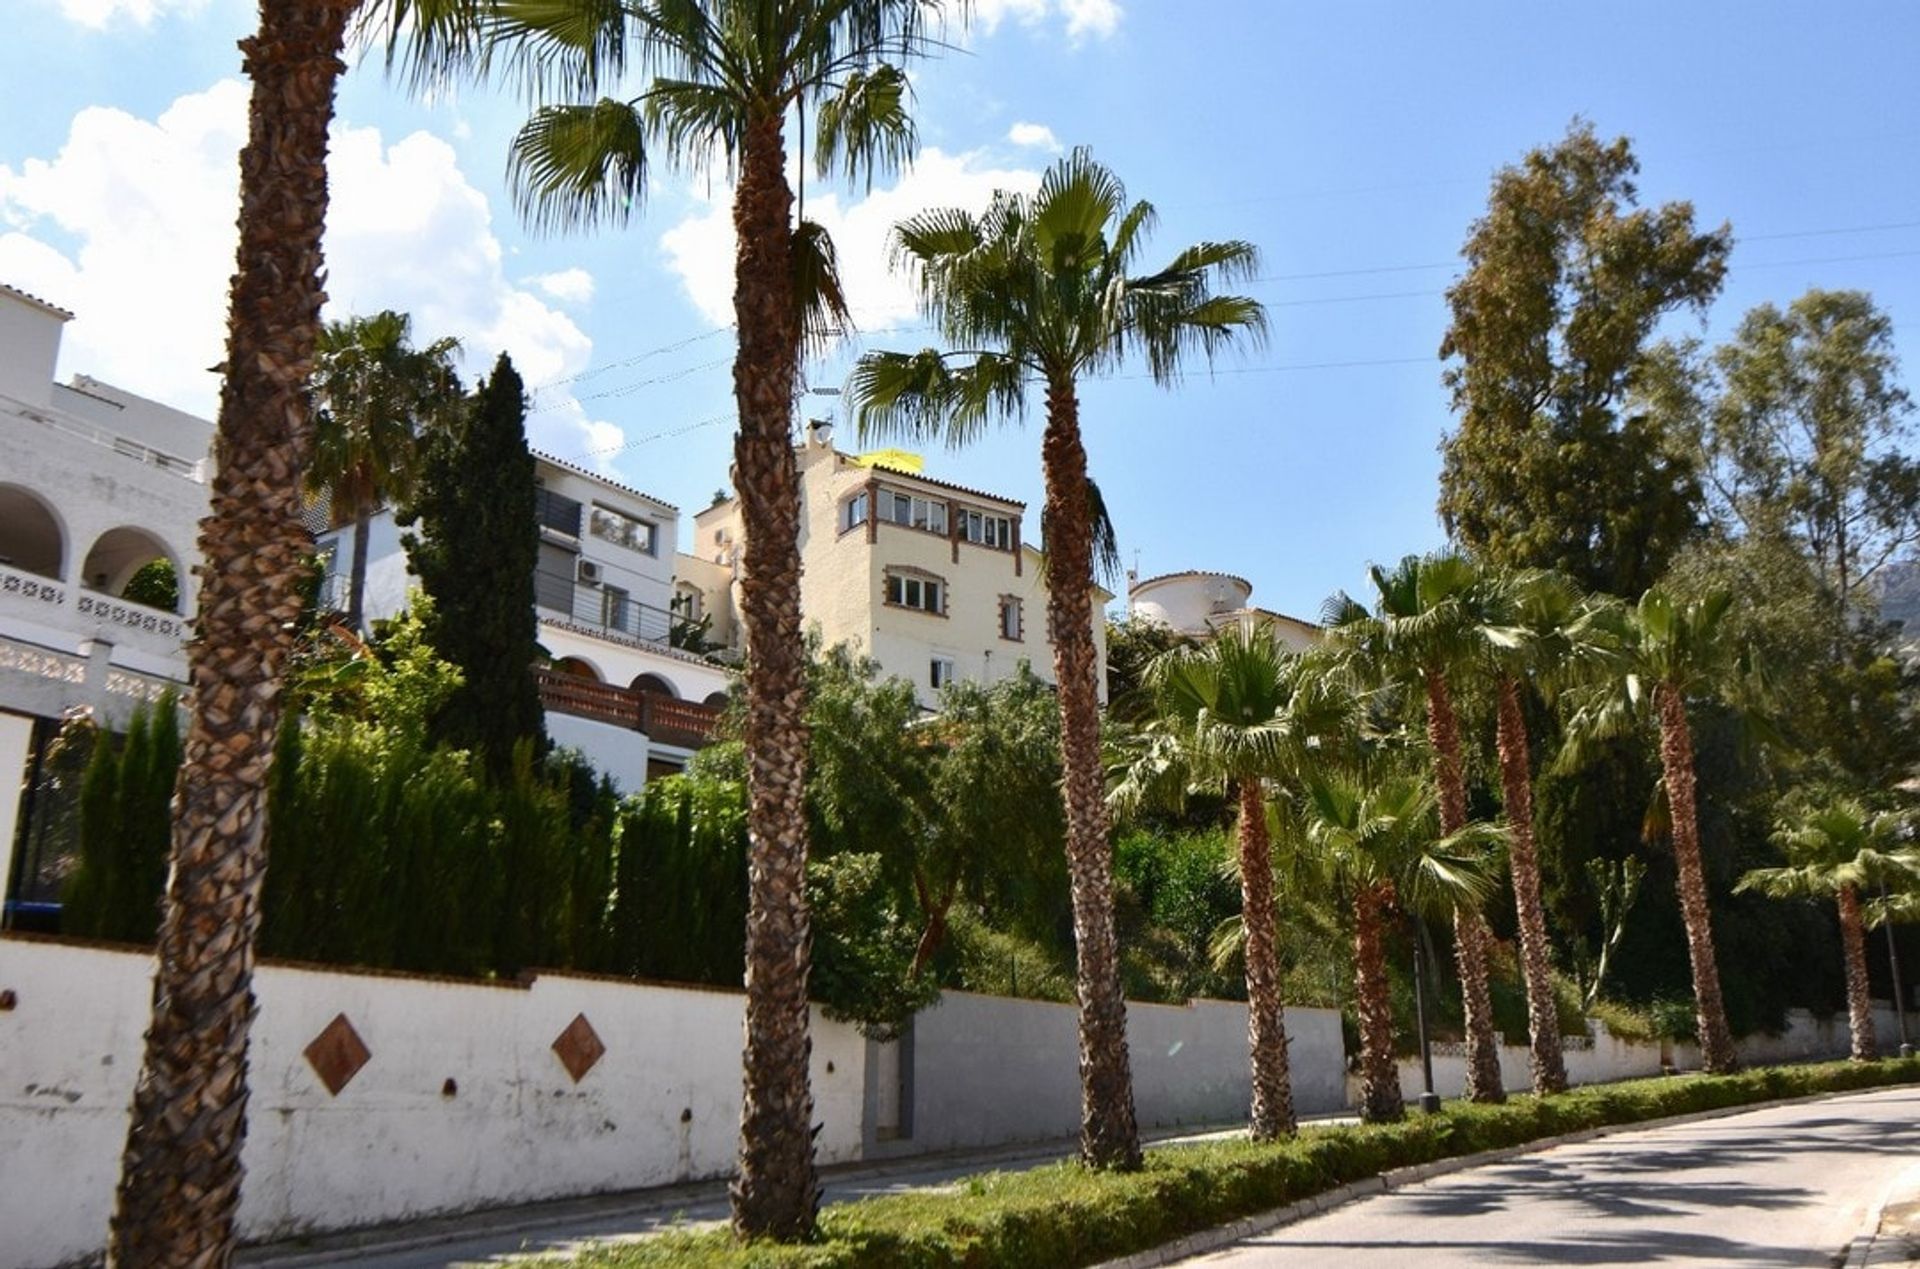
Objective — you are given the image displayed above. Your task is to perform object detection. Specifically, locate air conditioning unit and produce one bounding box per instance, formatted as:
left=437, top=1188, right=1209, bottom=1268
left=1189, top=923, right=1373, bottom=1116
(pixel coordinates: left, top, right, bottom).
left=577, top=559, right=603, bottom=586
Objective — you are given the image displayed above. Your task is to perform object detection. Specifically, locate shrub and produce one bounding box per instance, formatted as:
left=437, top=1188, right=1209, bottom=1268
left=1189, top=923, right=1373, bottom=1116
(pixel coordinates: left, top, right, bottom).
left=542, top=1058, right=1920, bottom=1269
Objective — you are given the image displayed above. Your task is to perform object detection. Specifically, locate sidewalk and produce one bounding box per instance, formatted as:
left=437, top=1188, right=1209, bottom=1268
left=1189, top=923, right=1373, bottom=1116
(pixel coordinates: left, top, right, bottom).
left=1857, top=1166, right=1920, bottom=1268
left=239, top=1115, right=1355, bottom=1269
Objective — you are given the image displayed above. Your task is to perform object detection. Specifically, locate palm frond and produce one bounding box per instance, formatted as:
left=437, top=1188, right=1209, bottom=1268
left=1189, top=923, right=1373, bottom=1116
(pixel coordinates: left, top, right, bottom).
left=505, top=99, right=650, bottom=234
left=792, top=218, right=852, bottom=359
left=847, top=348, right=1027, bottom=449
left=813, top=61, right=916, bottom=189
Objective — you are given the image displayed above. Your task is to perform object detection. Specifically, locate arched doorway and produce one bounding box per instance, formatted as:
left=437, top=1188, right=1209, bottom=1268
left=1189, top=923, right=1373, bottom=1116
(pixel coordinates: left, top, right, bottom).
left=82, top=527, right=181, bottom=612
left=0, top=484, right=66, bottom=580
left=702, top=690, right=730, bottom=709
left=554, top=656, right=602, bottom=681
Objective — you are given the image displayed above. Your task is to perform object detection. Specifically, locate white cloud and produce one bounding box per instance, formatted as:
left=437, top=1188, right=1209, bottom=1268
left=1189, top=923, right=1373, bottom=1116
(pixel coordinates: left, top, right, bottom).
left=1007, top=122, right=1061, bottom=152
left=1060, top=0, right=1122, bottom=39
left=528, top=267, right=596, bottom=306
left=660, top=149, right=1042, bottom=334
left=972, top=0, right=1120, bottom=40
left=50, top=0, right=209, bottom=28
left=0, top=81, right=620, bottom=462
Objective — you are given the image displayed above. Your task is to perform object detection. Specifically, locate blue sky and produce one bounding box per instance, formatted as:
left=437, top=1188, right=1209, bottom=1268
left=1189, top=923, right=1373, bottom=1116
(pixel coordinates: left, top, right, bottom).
left=4, top=1, right=1918, bottom=620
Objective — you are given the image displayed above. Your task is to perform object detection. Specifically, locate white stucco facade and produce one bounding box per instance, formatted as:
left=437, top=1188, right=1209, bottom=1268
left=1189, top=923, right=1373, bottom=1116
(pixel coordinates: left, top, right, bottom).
left=0, top=282, right=206, bottom=771
left=1127, top=568, right=1321, bottom=652
left=690, top=435, right=1108, bottom=708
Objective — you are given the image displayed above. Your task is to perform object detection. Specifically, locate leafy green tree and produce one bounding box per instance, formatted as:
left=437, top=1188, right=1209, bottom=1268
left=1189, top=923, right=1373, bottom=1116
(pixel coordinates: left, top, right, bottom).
left=1324, top=553, right=1507, bottom=1102
left=436, top=0, right=956, bottom=1234
left=1439, top=121, right=1728, bottom=595
left=1738, top=798, right=1920, bottom=1061
left=849, top=147, right=1266, bottom=1170
left=307, top=309, right=461, bottom=630
left=1694, top=289, right=1918, bottom=621
left=122, top=558, right=180, bottom=613
left=401, top=352, right=546, bottom=782
left=1111, top=624, right=1348, bottom=1139
left=1105, top=613, right=1196, bottom=721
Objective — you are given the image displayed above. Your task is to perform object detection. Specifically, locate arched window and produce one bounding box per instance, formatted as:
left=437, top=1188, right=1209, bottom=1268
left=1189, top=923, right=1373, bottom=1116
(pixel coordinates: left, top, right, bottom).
left=0, top=484, right=66, bottom=580
left=554, top=656, right=602, bottom=682
left=630, top=673, right=678, bottom=699
left=702, top=690, right=730, bottom=709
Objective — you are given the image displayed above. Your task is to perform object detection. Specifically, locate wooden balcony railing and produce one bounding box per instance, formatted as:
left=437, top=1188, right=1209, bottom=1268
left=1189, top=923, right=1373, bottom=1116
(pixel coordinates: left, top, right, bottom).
left=533, top=668, right=721, bottom=748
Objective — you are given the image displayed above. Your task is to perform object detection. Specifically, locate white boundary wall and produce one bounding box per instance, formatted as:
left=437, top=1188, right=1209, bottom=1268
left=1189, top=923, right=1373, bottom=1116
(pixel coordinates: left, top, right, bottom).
left=1386, top=1006, right=1906, bottom=1102
left=3, top=932, right=1901, bottom=1269
left=0, top=937, right=867, bottom=1269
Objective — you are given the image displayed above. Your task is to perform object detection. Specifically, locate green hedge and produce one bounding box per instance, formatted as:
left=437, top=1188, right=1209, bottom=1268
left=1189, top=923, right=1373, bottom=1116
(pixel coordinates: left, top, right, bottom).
left=549, top=1058, right=1920, bottom=1269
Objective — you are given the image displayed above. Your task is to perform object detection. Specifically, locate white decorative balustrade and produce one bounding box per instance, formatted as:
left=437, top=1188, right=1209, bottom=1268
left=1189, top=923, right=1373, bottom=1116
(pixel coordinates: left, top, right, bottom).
left=74, top=592, right=187, bottom=644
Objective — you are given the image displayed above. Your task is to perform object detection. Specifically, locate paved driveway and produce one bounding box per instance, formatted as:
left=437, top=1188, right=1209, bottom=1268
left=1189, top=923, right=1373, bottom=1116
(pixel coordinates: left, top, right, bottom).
left=1185, top=1085, right=1920, bottom=1267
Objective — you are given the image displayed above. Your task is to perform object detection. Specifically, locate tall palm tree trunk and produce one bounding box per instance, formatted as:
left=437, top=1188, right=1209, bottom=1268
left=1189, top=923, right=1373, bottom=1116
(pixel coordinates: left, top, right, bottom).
left=107, top=3, right=354, bottom=1263
left=345, top=503, right=372, bottom=631
left=1837, top=884, right=1877, bottom=1062
left=1496, top=675, right=1567, bottom=1094
left=728, top=111, right=819, bottom=1240
left=1353, top=879, right=1403, bottom=1123
left=1652, top=681, right=1738, bottom=1074
left=1042, top=373, right=1140, bottom=1170
left=1425, top=669, right=1504, bottom=1102
left=1235, top=779, right=1294, bottom=1139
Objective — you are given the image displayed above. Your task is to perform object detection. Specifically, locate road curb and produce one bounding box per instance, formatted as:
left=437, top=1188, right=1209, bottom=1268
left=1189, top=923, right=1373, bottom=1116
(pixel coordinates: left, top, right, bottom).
left=1849, top=1162, right=1920, bottom=1268
left=1092, top=1087, right=1901, bottom=1269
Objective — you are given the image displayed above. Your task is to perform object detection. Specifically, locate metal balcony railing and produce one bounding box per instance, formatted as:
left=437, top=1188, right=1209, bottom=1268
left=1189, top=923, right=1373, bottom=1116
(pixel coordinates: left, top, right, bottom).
left=533, top=569, right=676, bottom=644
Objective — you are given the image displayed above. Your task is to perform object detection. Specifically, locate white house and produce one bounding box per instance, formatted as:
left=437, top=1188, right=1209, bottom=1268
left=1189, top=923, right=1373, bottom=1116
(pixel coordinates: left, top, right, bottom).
left=0, top=282, right=209, bottom=920
left=310, top=454, right=735, bottom=786
left=1126, top=569, right=1320, bottom=652
left=0, top=280, right=732, bottom=928
left=684, top=423, right=1110, bottom=709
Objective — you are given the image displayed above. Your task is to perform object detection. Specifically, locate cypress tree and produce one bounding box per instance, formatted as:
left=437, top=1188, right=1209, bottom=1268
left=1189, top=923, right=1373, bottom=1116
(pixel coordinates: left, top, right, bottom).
left=401, top=351, right=546, bottom=780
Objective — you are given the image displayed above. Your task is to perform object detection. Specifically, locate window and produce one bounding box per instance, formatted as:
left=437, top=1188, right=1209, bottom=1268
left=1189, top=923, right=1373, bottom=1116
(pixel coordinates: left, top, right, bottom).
left=930, top=657, right=956, bottom=690
left=881, top=490, right=948, bottom=534
left=534, top=487, right=583, bottom=537
left=842, top=490, right=870, bottom=533
left=590, top=504, right=657, bottom=555
left=601, top=585, right=631, bottom=632
left=998, top=595, right=1023, bottom=641
left=884, top=570, right=944, bottom=614
left=960, top=508, right=1014, bottom=550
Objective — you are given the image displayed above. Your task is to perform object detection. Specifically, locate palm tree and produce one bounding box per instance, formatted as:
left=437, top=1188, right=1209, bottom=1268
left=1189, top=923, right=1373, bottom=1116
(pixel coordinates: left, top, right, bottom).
left=1562, top=587, right=1764, bottom=1074
left=107, top=2, right=366, bottom=1263
left=1737, top=799, right=1920, bottom=1061
left=1298, top=769, right=1497, bottom=1123
left=307, top=309, right=460, bottom=631
left=848, top=148, right=1266, bottom=1167
left=1471, top=569, right=1612, bottom=1096
left=453, top=0, right=953, bottom=1236
left=1110, top=624, right=1349, bottom=1139
left=1323, top=553, right=1506, bottom=1102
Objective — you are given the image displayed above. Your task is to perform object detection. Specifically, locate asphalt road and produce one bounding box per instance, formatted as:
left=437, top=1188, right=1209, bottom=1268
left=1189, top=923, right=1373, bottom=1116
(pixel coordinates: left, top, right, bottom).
left=1184, top=1085, right=1920, bottom=1267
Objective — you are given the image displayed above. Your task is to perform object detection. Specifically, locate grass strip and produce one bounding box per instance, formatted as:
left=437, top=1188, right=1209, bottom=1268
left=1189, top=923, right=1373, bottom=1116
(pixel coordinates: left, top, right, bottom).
left=544, top=1057, right=1920, bottom=1268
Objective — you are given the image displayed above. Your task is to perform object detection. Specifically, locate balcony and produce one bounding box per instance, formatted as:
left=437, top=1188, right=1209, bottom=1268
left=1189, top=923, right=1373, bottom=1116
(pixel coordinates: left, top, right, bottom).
left=533, top=668, right=722, bottom=748
left=534, top=569, right=676, bottom=644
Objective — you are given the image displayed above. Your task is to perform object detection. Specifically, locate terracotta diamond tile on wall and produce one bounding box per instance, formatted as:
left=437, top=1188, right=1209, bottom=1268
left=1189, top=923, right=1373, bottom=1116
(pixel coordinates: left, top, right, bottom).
left=304, top=1013, right=371, bottom=1096
left=551, top=1012, right=606, bottom=1083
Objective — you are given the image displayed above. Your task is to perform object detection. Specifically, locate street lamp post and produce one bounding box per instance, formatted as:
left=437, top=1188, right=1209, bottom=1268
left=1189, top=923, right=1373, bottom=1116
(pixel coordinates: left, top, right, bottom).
left=1881, top=879, right=1912, bottom=1058
left=1411, top=915, right=1441, bottom=1114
